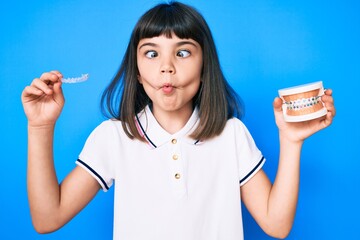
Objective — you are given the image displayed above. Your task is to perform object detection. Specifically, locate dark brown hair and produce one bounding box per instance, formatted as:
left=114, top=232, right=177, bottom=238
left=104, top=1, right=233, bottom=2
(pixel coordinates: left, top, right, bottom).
left=101, top=1, right=243, bottom=141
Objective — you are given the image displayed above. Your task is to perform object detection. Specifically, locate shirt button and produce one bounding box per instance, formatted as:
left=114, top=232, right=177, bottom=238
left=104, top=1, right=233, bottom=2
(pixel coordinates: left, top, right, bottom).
left=175, top=173, right=181, bottom=179
left=171, top=139, right=177, bottom=144
left=172, top=154, right=178, bottom=160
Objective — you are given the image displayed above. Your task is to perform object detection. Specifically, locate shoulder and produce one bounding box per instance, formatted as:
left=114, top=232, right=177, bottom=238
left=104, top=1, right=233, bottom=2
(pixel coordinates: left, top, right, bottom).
left=227, top=117, right=245, bottom=126
left=89, top=119, right=123, bottom=138
left=225, top=117, right=249, bottom=134
left=94, top=118, right=120, bottom=130
left=82, top=119, right=128, bottom=151
left=99, top=118, right=122, bottom=128
left=221, top=117, right=257, bottom=142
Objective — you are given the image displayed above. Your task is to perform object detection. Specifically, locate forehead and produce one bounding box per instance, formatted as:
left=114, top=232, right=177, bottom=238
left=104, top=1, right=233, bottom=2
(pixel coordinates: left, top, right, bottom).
left=138, top=34, right=200, bottom=48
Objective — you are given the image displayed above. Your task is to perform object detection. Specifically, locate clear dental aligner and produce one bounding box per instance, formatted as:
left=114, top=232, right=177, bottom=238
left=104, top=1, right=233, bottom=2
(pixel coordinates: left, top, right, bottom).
left=285, top=96, right=321, bottom=111
left=61, top=73, right=89, bottom=83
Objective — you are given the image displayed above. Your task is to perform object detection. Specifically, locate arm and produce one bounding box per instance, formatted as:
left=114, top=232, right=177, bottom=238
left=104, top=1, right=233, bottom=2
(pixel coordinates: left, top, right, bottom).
left=241, top=90, right=335, bottom=239
left=22, top=71, right=100, bottom=233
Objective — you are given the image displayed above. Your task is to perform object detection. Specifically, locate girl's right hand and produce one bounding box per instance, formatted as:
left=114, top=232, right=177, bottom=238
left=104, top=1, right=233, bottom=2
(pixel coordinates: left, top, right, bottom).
left=21, top=71, right=65, bottom=127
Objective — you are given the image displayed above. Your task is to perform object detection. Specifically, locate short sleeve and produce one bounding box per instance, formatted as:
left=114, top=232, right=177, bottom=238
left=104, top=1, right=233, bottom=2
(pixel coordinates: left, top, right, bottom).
left=234, top=119, right=266, bottom=186
left=76, top=120, right=117, bottom=192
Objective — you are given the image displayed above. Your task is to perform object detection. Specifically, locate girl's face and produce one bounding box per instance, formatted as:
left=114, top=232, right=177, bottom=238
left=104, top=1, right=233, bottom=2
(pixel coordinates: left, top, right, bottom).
left=137, top=34, right=203, bottom=119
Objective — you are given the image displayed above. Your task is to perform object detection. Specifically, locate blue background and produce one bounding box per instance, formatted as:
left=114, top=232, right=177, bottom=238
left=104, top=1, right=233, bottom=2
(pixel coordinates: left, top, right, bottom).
left=1, top=0, right=359, bottom=239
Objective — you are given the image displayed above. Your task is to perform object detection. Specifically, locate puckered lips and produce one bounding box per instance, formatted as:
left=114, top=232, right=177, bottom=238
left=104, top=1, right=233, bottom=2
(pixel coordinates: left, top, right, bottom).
left=161, top=83, right=174, bottom=94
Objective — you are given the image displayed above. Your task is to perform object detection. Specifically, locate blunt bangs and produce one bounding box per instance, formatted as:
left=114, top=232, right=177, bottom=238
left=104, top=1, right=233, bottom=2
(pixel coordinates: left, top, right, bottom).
left=133, top=2, right=204, bottom=46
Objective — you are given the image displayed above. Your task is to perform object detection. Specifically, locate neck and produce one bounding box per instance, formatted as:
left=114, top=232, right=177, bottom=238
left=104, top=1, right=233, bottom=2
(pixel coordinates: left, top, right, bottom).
left=151, top=106, right=193, bottom=134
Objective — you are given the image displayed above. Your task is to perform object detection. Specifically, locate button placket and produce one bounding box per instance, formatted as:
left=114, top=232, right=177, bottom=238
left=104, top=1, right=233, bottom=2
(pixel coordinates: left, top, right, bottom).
left=169, top=138, right=186, bottom=196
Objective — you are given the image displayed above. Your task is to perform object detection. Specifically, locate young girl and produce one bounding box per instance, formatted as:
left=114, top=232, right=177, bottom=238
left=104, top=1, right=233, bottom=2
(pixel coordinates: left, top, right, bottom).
left=21, top=2, right=335, bottom=239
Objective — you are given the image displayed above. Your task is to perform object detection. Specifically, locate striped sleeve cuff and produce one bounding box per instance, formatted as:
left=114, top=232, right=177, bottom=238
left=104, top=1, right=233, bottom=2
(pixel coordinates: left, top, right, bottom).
left=239, top=156, right=265, bottom=186
left=76, top=159, right=110, bottom=191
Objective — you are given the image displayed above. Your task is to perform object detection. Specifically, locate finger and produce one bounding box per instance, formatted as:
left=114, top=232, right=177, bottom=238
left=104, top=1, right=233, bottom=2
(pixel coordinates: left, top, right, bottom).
left=40, top=72, right=62, bottom=84
left=321, top=93, right=335, bottom=117
left=52, top=80, right=65, bottom=104
left=22, top=85, right=44, bottom=99
left=321, top=111, right=334, bottom=128
left=52, top=74, right=63, bottom=93
left=325, top=102, right=336, bottom=118
left=50, top=71, right=64, bottom=96
left=322, top=92, right=334, bottom=104
left=50, top=70, right=63, bottom=80
left=324, top=88, right=333, bottom=96
left=31, top=78, right=54, bottom=95
left=46, top=71, right=65, bottom=104
left=321, top=96, right=334, bottom=111
left=322, top=94, right=334, bottom=105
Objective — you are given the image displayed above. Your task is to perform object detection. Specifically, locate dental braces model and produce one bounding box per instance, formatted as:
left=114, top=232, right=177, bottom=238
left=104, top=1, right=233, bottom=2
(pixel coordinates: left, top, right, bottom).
left=278, top=81, right=327, bottom=122
left=61, top=73, right=89, bottom=83
left=284, top=96, right=321, bottom=111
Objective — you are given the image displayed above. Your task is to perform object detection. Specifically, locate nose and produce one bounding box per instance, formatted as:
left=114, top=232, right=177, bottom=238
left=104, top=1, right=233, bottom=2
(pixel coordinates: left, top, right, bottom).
left=161, top=68, right=174, bottom=74
left=160, top=56, right=175, bottom=74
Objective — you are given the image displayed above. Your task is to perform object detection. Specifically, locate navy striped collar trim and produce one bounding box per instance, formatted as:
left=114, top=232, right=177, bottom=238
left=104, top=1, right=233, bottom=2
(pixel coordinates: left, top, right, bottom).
left=135, top=114, right=158, bottom=148
left=135, top=105, right=202, bottom=149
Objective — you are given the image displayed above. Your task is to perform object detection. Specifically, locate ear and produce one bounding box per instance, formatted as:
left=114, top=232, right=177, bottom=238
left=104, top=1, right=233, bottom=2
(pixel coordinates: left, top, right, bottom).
left=137, top=75, right=143, bottom=84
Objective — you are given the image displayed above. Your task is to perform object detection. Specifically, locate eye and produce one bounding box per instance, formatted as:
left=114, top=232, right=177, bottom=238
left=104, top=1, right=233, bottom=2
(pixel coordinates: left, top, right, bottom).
left=145, top=50, right=158, bottom=59
left=177, top=50, right=191, bottom=58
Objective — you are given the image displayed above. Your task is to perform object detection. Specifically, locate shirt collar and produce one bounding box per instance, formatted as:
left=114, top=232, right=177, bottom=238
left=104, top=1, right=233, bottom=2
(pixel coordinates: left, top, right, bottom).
left=135, top=105, right=202, bottom=149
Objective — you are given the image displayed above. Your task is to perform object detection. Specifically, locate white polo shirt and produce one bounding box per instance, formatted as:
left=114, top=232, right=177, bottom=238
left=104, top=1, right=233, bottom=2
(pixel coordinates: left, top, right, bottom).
left=76, top=105, right=265, bottom=240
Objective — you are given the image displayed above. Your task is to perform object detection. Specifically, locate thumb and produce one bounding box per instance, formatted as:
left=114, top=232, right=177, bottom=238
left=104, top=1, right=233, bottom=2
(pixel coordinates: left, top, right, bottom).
left=53, top=81, right=65, bottom=105
left=273, top=97, right=283, bottom=113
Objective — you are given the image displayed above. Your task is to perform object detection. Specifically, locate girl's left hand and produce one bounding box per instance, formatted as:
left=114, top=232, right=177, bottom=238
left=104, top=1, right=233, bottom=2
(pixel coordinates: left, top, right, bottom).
left=273, top=89, right=335, bottom=143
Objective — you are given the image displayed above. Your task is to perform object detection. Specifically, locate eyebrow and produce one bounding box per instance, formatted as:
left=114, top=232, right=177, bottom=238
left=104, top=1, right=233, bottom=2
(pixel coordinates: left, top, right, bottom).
left=138, top=41, right=198, bottom=50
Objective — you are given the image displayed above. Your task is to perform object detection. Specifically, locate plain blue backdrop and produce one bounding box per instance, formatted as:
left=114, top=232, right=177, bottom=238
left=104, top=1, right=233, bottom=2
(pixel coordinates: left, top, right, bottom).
left=1, top=0, right=359, bottom=239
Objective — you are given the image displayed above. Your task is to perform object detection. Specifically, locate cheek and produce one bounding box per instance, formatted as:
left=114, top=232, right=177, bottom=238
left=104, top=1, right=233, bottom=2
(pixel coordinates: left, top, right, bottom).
left=137, top=56, right=148, bottom=76
left=190, top=58, right=203, bottom=79
left=188, top=65, right=202, bottom=84
left=137, top=61, right=156, bottom=80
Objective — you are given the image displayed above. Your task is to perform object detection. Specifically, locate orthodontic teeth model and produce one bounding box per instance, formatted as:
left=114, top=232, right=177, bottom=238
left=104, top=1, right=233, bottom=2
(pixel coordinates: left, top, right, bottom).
left=285, top=96, right=321, bottom=111
left=61, top=73, right=89, bottom=83
left=278, top=81, right=327, bottom=122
